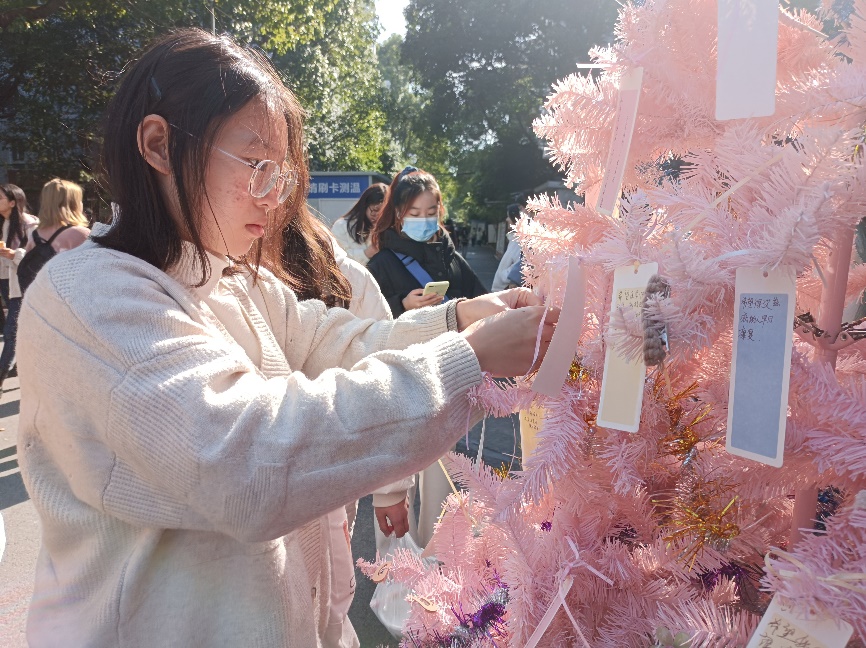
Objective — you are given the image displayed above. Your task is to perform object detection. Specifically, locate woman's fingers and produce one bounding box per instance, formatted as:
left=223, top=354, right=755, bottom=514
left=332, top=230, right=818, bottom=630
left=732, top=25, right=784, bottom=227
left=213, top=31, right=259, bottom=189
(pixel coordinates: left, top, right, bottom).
left=497, top=287, right=543, bottom=309
left=461, top=306, right=552, bottom=377
left=375, top=499, right=411, bottom=538
left=375, top=508, right=395, bottom=536
left=529, top=307, right=560, bottom=371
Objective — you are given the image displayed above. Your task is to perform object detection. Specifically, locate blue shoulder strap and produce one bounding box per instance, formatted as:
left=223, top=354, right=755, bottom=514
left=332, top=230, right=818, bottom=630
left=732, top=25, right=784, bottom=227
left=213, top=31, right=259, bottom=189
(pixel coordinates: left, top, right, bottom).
left=392, top=251, right=449, bottom=301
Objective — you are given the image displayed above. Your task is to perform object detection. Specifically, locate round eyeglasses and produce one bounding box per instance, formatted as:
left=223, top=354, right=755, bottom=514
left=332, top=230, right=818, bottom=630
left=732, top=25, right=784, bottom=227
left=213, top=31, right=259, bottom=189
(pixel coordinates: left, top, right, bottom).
left=169, top=123, right=298, bottom=204
left=214, top=148, right=299, bottom=204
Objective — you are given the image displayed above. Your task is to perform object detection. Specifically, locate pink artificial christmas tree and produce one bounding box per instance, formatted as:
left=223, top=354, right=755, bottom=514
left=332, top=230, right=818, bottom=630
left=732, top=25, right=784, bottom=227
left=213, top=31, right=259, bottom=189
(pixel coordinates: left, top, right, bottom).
left=360, top=0, right=866, bottom=644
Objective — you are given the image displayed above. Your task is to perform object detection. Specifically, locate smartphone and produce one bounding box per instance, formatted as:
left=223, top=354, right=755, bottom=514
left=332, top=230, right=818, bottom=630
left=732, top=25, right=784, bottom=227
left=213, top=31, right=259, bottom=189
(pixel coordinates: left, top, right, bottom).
left=422, top=281, right=450, bottom=297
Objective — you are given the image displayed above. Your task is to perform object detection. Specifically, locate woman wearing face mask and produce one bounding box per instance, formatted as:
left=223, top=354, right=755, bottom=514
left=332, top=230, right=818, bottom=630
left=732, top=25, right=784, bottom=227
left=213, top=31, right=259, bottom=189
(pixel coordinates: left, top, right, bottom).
left=330, top=183, right=386, bottom=265
left=366, top=168, right=488, bottom=547
left=367, top=167, right=487, bottom=319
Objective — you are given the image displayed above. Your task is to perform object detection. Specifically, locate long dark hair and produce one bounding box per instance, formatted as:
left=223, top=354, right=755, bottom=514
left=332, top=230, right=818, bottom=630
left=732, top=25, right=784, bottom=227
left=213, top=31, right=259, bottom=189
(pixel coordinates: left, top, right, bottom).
left=0, top=184, right=28, bottom=248
left=371, top=168, right=444, bottom=248
left=272, top=218, right=352, bottom=308
left=342, top=183, right=386, bottom=244
left=94, top=28, right=310, bottom=286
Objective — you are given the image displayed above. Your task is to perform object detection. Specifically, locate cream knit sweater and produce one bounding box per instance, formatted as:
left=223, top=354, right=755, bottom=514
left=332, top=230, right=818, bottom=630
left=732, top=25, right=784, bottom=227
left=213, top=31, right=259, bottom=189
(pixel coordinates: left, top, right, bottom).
left=18, top=237, right=482, bottom=647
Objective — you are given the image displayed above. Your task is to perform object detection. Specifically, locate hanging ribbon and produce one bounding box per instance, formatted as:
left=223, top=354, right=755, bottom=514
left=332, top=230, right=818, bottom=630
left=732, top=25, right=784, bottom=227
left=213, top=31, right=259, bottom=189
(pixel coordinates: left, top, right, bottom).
left=523, top=538, right=613, bottom=647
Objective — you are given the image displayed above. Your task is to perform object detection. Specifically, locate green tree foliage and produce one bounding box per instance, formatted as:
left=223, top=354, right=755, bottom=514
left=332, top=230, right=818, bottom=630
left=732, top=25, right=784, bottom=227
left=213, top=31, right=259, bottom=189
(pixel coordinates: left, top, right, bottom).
left=0, top=0, right=387, bottom=194
left=277, top=0, right=389, bottom=171
left=401, top=0, right=618, bottom=220
left=376, top=33, right=457, bottom=208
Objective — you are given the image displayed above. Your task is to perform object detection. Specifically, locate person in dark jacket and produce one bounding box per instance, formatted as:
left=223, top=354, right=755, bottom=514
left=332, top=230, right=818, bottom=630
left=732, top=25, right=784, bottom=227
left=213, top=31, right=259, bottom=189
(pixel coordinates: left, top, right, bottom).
left=368, top=167, right=487, bottom=318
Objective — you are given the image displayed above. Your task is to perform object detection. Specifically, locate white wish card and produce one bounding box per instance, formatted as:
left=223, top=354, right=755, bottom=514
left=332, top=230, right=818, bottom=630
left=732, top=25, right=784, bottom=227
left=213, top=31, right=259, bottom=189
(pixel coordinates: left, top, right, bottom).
left=596, top=67, right=643, bottom=216
left=597, top=262, right=658, bottom=433
left=726, top=267, right=796, bottom=467
left=716, top=0, right=779, bottom=120
left=746, top=595, right=853, bottom=648
left=532, top=257, right=587, bottom=398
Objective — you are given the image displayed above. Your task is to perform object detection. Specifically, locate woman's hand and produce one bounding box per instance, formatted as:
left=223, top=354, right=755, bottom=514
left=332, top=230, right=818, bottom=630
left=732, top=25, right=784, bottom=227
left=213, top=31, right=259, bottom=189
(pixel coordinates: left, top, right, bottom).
left=375, top=498, right=411, bottom=538
left=402, top=288, right=443, bottom=311
left=461, top=305, right=559, bottom=377
left=0, top=248, right=14, bottom=260
left=364, top=242, right=379, bottom=259
left=455, top=287, right=542, bottom=331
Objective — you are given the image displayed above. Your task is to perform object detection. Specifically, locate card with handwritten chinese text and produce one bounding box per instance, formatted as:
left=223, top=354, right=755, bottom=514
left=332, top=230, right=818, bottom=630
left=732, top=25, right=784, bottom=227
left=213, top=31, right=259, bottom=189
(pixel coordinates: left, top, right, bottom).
left=716, top=0, right=778, bottom=120
left=726, top=267, right=795, bottom=467
left=596, top=67, right=643, bottom=216
left=519, top=405, right=546, bottom=465
left=532, top=257, right=586, bottom=398
left=746, top=595, right=853, bottom=648
left=597, top=262, right=658, bottom=433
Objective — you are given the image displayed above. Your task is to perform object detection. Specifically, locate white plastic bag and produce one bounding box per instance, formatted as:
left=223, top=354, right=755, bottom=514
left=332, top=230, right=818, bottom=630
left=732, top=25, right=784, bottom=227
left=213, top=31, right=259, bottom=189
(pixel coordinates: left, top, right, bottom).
left=369, top=533, right=433, bottom=638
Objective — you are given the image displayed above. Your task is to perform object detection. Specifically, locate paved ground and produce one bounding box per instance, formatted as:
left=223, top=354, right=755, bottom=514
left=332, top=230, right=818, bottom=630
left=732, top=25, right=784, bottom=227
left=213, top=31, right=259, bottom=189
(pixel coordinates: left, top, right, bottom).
left=0, top=374, right=34, bottom=647
left=0, top=242, right=515, bottom=647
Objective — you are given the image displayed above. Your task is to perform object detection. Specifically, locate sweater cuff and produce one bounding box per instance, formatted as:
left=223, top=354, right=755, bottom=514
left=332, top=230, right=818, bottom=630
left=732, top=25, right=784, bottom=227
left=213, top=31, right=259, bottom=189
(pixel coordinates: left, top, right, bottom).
left=395, top=302, right=451, bottom=342
left=425, top=330, right=482, bottom=400
left=446, top=299, right=462, bottom=332
left=373, top=491, right=409, bottom=508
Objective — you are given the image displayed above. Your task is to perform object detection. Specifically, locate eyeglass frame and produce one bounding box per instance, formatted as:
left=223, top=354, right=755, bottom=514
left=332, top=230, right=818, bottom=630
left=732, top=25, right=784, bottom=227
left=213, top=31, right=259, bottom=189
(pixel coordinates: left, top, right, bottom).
left=168, top=123, right=299, bottom=205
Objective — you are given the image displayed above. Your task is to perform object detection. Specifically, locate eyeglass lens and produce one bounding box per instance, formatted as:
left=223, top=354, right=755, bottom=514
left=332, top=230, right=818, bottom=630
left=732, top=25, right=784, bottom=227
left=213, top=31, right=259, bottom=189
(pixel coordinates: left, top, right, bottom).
left=250, top=160, right=297, bottom=204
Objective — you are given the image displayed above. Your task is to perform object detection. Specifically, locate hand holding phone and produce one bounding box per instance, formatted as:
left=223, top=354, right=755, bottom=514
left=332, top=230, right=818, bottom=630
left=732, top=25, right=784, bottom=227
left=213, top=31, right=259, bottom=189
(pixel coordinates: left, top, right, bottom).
left=422, top=281, right=449, bottom=297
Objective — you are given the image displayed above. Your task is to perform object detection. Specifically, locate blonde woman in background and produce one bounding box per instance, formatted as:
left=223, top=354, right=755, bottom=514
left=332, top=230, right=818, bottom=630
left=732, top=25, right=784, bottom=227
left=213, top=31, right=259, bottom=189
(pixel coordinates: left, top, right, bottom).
left=0, top=184, right=39, bottom=390
left=26, top=179, right=90, bottom=255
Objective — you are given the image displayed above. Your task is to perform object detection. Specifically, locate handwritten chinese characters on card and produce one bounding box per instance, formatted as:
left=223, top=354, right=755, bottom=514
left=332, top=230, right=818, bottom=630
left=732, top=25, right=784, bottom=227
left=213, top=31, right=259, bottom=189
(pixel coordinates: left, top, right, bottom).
left=519, top=405, right=546, bottom=465
left=726, top=267, right=796, bottom=467
left=755, top=614, right=829, bottom=648
left=737, top=295, right=784, bottom=342
left=616, top=287, right=645, bottom=309
left=597, top=262, right=657, bottom=433
left=746, top=595, right=853, bottom=648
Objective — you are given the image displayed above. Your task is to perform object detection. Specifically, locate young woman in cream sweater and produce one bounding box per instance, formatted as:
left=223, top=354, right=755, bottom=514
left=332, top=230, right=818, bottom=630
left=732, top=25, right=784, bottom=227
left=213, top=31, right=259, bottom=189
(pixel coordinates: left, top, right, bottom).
left=17, top=28, right=556, bottom=648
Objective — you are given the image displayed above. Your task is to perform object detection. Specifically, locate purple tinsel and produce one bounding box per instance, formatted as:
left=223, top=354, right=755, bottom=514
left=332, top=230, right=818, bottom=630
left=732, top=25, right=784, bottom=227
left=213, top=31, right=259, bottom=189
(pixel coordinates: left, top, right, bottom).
left=699, top=562, right=748, bottom=590
left=417, top=583, right=510, bottom=648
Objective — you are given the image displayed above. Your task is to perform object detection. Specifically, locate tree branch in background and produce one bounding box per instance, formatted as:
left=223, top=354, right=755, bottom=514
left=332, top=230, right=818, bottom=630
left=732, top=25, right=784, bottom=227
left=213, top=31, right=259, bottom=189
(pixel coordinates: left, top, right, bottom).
left=0, top=0, right=69, bottom=31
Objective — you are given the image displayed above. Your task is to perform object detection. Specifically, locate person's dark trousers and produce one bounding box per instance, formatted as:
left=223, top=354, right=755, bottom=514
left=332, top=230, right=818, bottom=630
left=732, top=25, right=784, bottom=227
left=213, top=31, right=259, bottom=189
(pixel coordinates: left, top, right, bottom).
left=0, top=278, right=20, bottom=389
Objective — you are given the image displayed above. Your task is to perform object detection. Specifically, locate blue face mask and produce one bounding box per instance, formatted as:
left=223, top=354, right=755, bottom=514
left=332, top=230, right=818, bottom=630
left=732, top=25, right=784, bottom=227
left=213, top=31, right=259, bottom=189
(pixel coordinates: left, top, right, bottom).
left=402, top=217, right=439, bottom=242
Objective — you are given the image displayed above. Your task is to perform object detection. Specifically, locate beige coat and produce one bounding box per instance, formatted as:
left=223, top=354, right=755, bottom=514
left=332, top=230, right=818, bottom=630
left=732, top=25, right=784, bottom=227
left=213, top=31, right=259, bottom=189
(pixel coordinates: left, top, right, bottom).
left=17, top=236, right=481, bottom=647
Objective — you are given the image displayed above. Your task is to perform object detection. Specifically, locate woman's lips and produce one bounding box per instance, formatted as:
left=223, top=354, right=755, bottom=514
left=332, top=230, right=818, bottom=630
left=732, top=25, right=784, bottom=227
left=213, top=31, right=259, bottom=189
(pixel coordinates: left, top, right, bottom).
left=246, top=224, right=265, bottom=237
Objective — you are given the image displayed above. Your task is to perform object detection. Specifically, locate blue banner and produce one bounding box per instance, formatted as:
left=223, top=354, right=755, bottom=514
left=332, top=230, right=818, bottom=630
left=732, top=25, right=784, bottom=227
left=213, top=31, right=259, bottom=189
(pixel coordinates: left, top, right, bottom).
left=309, top=175, right=370, bottom=199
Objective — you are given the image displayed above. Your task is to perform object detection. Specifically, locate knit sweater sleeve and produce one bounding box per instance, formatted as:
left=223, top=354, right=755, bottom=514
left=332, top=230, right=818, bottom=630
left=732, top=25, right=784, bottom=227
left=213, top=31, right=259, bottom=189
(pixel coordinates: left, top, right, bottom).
left=331, top=218, right=369, bottom=266
left=21, top=249, right=482, bottom=543
left=251, top=269, right=450, bottom=379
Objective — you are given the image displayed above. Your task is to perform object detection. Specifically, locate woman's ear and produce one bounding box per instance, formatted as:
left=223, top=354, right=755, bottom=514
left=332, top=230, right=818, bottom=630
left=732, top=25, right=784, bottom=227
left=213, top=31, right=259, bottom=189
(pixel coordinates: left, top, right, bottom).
left=137, top=114, right=172, bottom=176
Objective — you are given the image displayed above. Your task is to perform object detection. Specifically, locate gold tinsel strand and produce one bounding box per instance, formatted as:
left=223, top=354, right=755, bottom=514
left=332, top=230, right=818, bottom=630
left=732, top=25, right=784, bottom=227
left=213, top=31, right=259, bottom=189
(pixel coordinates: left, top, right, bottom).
left=492, top=463, right=511, bottom=480
left=567, top=357, right=589, bottom=384
left=658, top=475, right=741, bottom=569
left=653, top=378, right=715, bottom=463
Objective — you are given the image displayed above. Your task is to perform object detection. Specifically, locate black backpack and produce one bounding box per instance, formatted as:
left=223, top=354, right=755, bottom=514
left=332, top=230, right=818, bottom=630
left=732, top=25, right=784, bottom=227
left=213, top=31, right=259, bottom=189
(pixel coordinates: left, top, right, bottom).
left=17, top=225, right=73, bottom=294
